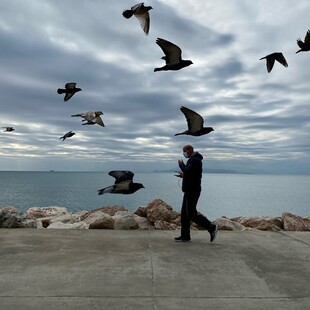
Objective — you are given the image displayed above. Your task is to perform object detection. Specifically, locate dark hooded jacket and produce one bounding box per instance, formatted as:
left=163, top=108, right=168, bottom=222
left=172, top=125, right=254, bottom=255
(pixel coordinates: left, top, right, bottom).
left=179, top=152, right=203, bottom=193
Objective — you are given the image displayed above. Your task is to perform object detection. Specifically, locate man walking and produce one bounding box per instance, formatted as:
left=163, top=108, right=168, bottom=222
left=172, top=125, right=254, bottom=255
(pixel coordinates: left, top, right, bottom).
left=175, top=144, right=218, bottom=242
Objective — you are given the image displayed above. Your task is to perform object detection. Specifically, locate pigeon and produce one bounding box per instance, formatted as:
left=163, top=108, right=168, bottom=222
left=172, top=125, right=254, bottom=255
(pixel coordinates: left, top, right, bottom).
left=98, top=170, right=145, bottom=195
left=2, top=127, right=14, bottom=132
left=71, top=111, right=105, bottom=127
left=122, top=2, right=152, bottom=35
left=175, top=106, right=214, bottom=137
left=59, top=131, right=75, bottom=141
left=260, top=52, right=288, bottom=73
left=57, top=83, right=82, bottom=101
left=296, top=29, right=310, bottom=53
left=154, top=38, right=193, bottom=72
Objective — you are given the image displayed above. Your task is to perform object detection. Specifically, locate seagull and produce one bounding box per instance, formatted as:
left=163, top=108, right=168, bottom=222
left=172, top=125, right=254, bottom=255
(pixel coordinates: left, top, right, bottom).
left=175, top=106, right=214, bottom=137
left=59, top=131, right=75, bottom=142
left=57, top=83, right=82, bottom=101
left=296, top=29, right=310, bottom=53
left=98, top=170, right=145, bottom=195
left=154, top=38, right=193, bottom=72
left=260, top=52, right=288, bottom=73
left=71, top=111, right=105, bottom=127
left=122, top=2, right=152, bottom=35
left=2, top=127, right=14, bottom=132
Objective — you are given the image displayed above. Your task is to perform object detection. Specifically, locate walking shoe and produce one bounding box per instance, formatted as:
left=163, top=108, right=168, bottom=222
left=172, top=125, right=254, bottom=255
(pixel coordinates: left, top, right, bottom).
left=210, top=224, right=218, bottom=242
left=174, top=236, right=191, bottom=242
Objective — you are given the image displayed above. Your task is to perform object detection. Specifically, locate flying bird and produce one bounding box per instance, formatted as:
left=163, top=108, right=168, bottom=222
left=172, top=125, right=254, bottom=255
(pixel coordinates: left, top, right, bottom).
left=71, top=111, right=105, bottom=127
left=154, top=38, right=193, bottom=72
left=175, top=106, right=214, bottom=137
left=296, top=29, right=310, bottom=53
left=57, top=83, right=82, bottom=101
left=260, top=52, right=288, bottom=73
left=122, top=2, right=152, bottom=35
left=2, top=127, right=14, bottom=132
left=59, top=131, right=75, bottom=142
left=98, top=170, right=145, bottom=195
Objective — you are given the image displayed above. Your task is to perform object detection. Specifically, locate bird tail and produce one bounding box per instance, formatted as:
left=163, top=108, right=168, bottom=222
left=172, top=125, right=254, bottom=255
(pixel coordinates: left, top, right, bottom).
left=57, top=88, right=66, bottom=94
left=174, top=132, right=183, bottom=136
left=82, top=121, right=95, bottom=125
left=154, top=67, right=163, bottom=72
left=122, top=10, right=133, bottom=18
left=98, top=186, right=113, bottom=195
left=71, top=114, right=82, bottom=117
left=295, top=50, right=301, bottom=54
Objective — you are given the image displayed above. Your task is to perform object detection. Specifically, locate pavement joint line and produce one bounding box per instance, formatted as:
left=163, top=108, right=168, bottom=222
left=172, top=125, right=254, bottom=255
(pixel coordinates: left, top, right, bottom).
left=147, top=234, right=158, bottom=310
left=279, top=231, right=310, bottom=246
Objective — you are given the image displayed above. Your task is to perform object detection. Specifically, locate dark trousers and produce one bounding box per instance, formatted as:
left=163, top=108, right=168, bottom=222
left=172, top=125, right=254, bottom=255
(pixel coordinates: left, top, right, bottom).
left=181, top=191, right=212, bottom=238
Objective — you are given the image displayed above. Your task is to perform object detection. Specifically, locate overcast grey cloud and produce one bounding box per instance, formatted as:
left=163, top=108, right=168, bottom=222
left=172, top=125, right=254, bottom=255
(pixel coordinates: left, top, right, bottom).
left=0, top=0, right=309, bottom=174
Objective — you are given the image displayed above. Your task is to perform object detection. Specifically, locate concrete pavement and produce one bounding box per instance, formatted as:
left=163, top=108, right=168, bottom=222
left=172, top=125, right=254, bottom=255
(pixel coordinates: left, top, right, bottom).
left=0, top=229, right=309, bottom=310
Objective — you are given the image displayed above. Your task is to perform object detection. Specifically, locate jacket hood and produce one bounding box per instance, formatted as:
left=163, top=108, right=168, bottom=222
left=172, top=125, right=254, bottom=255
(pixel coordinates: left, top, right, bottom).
left=190, top=151, right=203, bottom=160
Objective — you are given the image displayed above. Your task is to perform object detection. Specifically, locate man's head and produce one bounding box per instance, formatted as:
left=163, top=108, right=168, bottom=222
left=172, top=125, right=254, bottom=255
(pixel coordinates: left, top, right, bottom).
left=183, top=145, right=194, bottom=158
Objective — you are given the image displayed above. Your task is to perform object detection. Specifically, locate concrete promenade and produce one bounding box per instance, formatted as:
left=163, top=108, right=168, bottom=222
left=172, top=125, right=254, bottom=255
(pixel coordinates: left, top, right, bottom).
left=0, top=229, right=309, bottom=310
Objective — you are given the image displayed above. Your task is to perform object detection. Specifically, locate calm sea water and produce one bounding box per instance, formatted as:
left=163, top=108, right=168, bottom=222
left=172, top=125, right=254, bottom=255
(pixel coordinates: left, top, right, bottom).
left=0, top=171, right=309, bottom=219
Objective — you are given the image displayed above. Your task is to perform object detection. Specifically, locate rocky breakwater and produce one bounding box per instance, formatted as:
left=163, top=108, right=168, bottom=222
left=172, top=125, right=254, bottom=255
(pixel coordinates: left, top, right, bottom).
left=1, top=200, right=310, bottom=231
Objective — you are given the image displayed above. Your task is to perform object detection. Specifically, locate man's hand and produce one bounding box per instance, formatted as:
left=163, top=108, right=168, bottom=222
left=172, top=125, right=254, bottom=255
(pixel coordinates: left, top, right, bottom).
left=174, top=172, right=183, bottom=178
left=178, top=159, right=184, bottom=165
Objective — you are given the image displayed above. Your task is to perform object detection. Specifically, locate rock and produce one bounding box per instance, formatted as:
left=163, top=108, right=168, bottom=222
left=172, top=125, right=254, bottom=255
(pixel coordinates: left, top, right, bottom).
left=81, top=205, right=128, bottom=220
left=134, top=215, right=155, bottom=230
left=113, top=211, right=138, bottom=230
left=50, top=214, right=73, bottom=224
left=0, top=209, right=25, bottom=228
left=236, top=216, right=283, bottom=231
left=0, top=206, right=18, bottom=213
left=134, top=206, right=148, bottom=218
left=154, top=220, right=179, bottom=230
left=146, top=199, right=173, bottom=223
left=213, top=217, right=247, bottom=231
left=26, top=206, right=68, bottom=219
left=71, top=211, right=88, bottom=223
left=282, top=212, right=310, bottom=231
left=20, top=219, right=37, bottom=228
left=83, top=211, right=114, bottom=229
left=47, top=222, right=88, bottom=229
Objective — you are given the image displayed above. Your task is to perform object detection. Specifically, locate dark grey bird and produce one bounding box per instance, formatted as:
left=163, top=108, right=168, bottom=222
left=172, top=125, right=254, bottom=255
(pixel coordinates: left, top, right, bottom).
left=71, top=111, right=105, bottom=127
left=154, top=38, right=193, bottom=72
left=98, top=170, right=145, bottom=195
left=260, top=52, right=288, bottom=72
left=122, top=2, right=152, bottom=35
left=175, top=106, right=214, bottom=137
left=59, top=131, right=75, bottom=142
left=57, top=83, right=82, bottom=101
left=2, top=127, right=14, bottom=132
left=296, top=29, right=310, bottom=53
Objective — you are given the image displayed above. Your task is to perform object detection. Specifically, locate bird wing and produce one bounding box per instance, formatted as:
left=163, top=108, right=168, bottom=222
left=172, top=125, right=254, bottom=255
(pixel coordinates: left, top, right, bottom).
left=266, top=57, right=275, bottom=73
left=114, top=180, right=131, bottom=191
left=304, top=29, right=310, bottom=44
left=135, top=11, right=150, bottom=35
left=95, top=116, right=105, bottom=127
left=156, top=38, right=182, bottom=64
left=65, top=83, right=77, bottom=89
left=64, top=92, right=75, bottom=101
left=180, top=106, right=204, bottom=132
left=131, top=3, right=143, bottom=12
left=83, top=111, right=95, bottom=121
left=109, top=170, right=134, bottom=183
left=275, top=53, right=288, bottom=68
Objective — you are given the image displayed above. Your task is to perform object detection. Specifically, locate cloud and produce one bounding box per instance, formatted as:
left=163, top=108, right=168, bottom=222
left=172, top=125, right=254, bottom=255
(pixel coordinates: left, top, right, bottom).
left=0, top=1, right=309, bottom=174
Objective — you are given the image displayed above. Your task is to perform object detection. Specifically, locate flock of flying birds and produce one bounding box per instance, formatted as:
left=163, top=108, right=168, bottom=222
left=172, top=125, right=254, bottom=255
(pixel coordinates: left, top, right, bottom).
left=3, top=2, right=310, bottom=195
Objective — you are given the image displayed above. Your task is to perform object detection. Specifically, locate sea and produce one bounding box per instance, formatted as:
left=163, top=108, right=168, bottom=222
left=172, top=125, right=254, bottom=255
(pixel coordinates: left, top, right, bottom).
left=0, top=171, right=309, bottom=220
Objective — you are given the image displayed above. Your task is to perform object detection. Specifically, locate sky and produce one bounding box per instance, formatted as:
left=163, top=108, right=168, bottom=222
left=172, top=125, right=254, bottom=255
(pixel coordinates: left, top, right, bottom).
left=0, top=0, right=310, bottom=174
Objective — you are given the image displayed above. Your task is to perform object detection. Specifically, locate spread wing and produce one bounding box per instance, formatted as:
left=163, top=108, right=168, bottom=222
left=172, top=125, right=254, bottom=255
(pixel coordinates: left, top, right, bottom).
left=64, top=92, right=75, bottom=101
left=131, top=3, right=143, bottom=12
left=95, top=116, right=105, bottom=127
left=180, top=106, right=204, bottom=132
left=65, top=83, right=76, bottom=89
left=135, top=11, right=150, bottom=35
left=274, top=53, right=288, bottom=68
left=304, top=29, right=310, bottom=44
left=156, top=38, right=182, bottom=65
left=266, top=57, right=275, bottom=73
left=109, top=170, right=134, bottom=184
